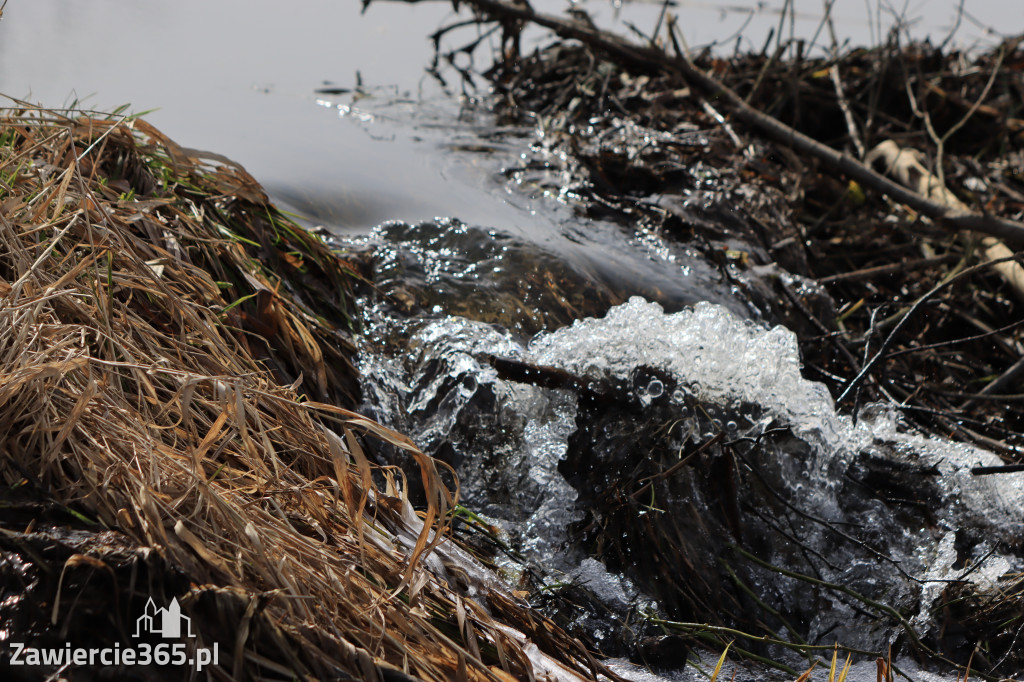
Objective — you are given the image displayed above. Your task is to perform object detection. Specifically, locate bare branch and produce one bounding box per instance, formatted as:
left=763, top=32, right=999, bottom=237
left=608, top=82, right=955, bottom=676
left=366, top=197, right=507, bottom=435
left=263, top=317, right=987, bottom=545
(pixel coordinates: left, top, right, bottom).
left=424, top=0, right=1024, bottom=248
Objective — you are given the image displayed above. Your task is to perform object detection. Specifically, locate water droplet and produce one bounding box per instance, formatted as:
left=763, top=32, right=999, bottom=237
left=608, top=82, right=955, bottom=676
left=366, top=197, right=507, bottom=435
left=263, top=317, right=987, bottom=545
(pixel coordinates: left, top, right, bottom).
left=458, top=374, right=478, bottom=398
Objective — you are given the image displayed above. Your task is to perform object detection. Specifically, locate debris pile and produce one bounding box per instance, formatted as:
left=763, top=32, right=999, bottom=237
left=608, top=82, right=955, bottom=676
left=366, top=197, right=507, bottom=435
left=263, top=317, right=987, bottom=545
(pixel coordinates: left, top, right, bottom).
left=376, top=1, right=1024, bottom=677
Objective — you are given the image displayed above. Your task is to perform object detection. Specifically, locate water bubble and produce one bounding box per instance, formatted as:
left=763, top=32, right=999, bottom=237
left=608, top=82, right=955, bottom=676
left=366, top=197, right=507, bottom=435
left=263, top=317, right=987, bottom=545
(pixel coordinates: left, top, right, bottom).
left=458, top=374, right=478, bottom=398
left=647, top=379, right=664, bottom=398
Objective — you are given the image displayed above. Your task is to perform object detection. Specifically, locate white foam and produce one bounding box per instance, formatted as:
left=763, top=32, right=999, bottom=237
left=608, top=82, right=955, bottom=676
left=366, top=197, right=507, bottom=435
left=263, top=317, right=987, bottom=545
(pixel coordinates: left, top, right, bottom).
left=528, top=296, right=1024, bottom=568
left=529, top=297, right=841, bottom=446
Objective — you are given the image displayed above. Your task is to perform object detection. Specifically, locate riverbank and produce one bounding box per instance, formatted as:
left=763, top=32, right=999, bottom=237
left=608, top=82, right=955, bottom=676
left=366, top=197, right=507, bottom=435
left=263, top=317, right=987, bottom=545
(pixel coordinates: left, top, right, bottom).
left=0, top=102, right=611, bottom=681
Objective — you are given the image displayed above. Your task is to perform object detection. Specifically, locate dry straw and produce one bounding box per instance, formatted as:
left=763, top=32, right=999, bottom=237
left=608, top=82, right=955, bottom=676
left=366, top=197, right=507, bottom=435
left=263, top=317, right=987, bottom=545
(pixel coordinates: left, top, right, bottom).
left=0, top=100, right=604, bottom=681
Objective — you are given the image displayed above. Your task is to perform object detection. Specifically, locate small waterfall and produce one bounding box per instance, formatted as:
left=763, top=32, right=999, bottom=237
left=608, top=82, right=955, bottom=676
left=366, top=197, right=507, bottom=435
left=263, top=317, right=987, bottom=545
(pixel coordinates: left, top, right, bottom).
left=359, top=293, right=1024, bottom=670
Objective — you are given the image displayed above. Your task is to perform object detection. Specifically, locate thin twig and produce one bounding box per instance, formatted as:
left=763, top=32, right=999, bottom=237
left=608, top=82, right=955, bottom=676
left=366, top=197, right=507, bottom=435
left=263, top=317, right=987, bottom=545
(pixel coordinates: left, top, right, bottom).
left=838, top=252, right=1024, bottom=404
left=937, top=0, right=968, bottom=54
left=825, top=14, right=865, bottom=158
left=817, top=254, right=956, bottom=284
left=933, top=45, right=1006, bottom=190
left=700, top=98, right=743, bottom=149
left=960, top=354, right=1024, bottom=411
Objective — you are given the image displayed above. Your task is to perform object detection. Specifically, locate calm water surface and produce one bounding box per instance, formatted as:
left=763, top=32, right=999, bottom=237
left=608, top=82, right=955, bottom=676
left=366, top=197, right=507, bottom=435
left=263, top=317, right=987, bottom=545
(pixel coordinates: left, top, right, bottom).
left=0, top=0, right=1016, bottom=231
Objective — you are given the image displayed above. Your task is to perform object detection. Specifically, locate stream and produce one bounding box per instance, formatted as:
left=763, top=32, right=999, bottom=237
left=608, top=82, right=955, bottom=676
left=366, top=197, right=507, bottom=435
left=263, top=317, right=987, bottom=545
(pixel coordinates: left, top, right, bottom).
left=3, top=1, right=1023, bottom=679
left=346, top=221, right=1024, bottom=680
left=329, top=5, right=1024, bottom=679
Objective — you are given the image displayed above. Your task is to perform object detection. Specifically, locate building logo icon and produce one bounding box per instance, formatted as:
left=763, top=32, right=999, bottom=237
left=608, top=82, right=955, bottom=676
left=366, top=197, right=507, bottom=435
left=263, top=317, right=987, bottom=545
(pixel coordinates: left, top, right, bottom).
left=132, top=597, right=195, bottom=639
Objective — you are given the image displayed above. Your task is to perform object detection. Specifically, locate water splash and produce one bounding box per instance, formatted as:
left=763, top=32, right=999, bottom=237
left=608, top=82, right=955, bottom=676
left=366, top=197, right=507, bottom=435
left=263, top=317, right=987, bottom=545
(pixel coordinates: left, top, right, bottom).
left=530, top=297, right=1024, bottom=540
left=529, top=296, right=841, bottom=447
left=359, top=294, right=1024, bottom=672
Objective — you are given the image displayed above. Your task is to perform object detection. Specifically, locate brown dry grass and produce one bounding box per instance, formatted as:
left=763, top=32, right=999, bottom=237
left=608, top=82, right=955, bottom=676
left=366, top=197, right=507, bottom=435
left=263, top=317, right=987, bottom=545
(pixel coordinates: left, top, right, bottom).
left=0, top=101, right=601, bottom=681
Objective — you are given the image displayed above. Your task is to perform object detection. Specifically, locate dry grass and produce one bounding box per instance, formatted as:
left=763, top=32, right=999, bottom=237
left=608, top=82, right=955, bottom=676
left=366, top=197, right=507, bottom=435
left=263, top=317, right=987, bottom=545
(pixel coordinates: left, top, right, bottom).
left=0, top=100, right=602, bottom=681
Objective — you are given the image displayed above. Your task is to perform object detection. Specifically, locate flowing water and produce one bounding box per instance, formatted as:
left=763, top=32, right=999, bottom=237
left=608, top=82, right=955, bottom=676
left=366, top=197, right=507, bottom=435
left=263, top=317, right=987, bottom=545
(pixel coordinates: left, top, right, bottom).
left=354, top=240, right=1024, bottom=677
left=3, top=1, right=1023, bottom=678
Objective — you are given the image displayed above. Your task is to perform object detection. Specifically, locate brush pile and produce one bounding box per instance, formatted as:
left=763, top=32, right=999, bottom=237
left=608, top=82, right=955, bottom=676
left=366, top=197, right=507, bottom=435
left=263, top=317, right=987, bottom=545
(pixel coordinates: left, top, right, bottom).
left=438, top=1, right=1024, bottom=455
left=373, top=0, right=1024, bottom=677
left=0, top=103, right=607, bottom=681
left=481, top=9, right=1024, bottom=456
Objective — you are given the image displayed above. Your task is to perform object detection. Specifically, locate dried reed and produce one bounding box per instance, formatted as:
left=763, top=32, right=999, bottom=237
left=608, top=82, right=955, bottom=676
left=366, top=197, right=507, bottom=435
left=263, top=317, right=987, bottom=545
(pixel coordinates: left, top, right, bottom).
left=0, top=101, right=599, bottom=681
